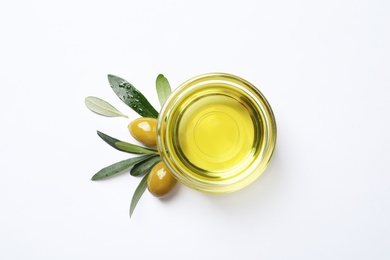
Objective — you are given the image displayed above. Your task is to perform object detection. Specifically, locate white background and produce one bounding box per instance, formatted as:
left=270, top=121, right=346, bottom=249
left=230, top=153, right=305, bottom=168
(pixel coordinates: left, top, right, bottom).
left=1, top=0, right=389, bottom=259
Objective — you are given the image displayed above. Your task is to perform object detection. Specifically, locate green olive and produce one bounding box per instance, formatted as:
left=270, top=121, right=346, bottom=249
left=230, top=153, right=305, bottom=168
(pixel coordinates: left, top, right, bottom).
left=128, top=117, right=157, bottom=147
left=147, top=162, right=177, bottom=198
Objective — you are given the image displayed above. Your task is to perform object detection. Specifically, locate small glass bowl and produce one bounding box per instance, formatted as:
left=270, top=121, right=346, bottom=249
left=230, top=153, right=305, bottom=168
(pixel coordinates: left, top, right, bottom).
left=157, top=73, right=277, bottom=194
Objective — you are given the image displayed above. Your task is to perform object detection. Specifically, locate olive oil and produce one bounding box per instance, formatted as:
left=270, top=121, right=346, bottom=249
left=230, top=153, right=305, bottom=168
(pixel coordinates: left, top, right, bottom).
left=176, top=94, right=255, bottom=175
left=157, top=73, right=277, bottom=194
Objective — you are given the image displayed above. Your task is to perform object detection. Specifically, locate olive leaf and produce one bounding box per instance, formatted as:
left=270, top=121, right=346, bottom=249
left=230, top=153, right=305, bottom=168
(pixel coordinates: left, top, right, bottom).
left=130, top=155, right=161, bottom=177
left=91, top=154, right=154, bottom=180
left=130, top=173, right=149, bottom=218
left=85, top=96, right=128, bottom=118
left=97, top=131, right=156, bottom=154
left=108, top=74, right=159, bottom=118
left=156, top=74, right=172, bottom=106
left=114, top=141, right=157, bottom=155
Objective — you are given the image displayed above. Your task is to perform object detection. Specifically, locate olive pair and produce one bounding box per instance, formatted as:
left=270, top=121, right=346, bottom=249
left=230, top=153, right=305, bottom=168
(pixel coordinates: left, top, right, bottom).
left=128, top=118, right=177, bottom=197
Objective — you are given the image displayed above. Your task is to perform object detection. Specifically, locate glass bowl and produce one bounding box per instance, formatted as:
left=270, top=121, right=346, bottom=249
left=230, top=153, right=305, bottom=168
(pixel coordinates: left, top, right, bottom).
left=157, top=73, right=277, bottom=194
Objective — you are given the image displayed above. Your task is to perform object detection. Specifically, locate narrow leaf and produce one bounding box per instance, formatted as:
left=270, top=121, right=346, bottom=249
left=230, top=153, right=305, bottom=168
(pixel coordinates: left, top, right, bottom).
left=108, top=74, right=159, bottom=118
left=156, top=74, right=172, bottom=106
left=130, top=173, right=149, bottom=218
left=91, top=154, right=154, bottom=180
left=115, top=141, right=156, bottom=155
left=85, top=96, right=128, bottom=118
left=130, top=155, right=161, bottom=176
left=97, top=131, right=157, bottom=154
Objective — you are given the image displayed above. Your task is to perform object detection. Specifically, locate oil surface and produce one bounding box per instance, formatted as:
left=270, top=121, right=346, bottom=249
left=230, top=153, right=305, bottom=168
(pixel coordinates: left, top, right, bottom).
left=174, top=93, right=256, bottom=178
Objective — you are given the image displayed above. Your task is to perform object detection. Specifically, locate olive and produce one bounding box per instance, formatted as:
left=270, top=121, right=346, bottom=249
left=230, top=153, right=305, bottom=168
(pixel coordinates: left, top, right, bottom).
left=147, top=162, right=177, bottom=198
left=128, top=117, right=157, bottom=147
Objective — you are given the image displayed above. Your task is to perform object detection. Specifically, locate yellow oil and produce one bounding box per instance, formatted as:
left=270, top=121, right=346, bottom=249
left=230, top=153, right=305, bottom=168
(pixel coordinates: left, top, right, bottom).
left=167, top=89, right=262, bottom=182
left=177, top=94, right=255, bottom=174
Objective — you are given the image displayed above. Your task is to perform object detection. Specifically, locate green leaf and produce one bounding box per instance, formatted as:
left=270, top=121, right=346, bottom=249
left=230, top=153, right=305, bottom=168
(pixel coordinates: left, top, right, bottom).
left=130, top=155, right=161, bottom=176
left=130, top=173, right=149, bottom=218
left=108, top=74, right=159, bottom=118
left=85, top=96, right=128, bottom=118
left=91, top=154, right=154, bottom=180
left=97, top=131, right=157, bottom=154
left=156, top=74, right=172, bottom=106
left=115, top=141, right=156, bottom=155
